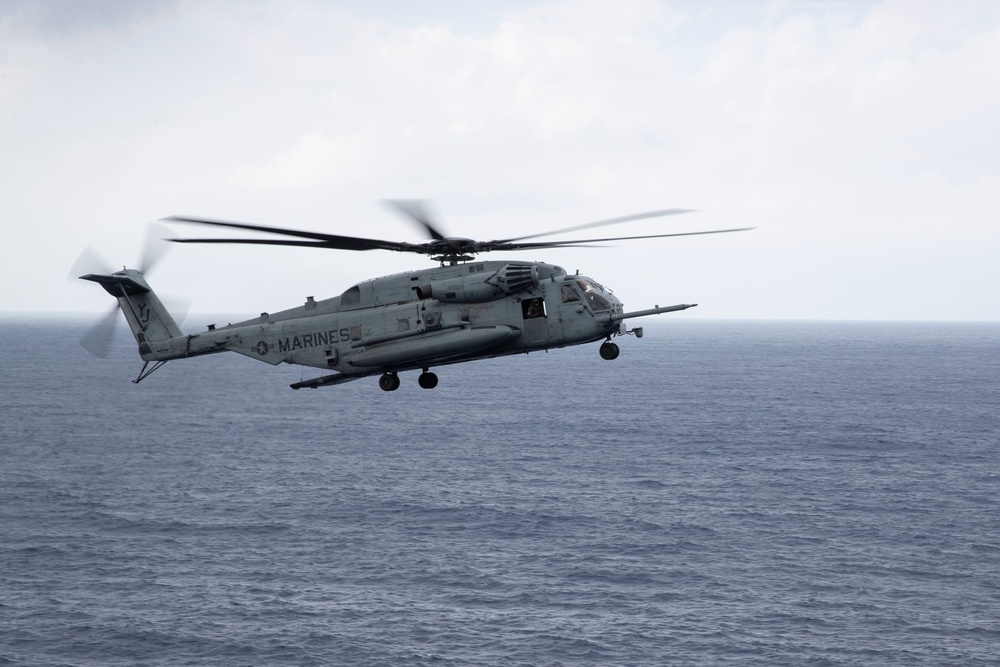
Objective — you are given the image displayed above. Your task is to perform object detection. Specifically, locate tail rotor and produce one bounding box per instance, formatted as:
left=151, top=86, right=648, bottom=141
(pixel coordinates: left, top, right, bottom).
left=70, top=222, right=187, bottom=358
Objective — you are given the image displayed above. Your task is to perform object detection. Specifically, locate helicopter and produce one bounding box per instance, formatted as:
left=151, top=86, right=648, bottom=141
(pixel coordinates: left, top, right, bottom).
left=77, top=202, right=752, bottom=391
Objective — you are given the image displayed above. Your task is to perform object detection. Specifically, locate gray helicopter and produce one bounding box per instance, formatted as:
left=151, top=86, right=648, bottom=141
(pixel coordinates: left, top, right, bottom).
left=78, top=202, right=751, bottom=390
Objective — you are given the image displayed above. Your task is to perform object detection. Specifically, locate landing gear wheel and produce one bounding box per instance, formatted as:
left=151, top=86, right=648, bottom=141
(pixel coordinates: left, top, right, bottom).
left=418, top=371, right=439, bottom=389
left=378, top=372, right=400, bottom=391
left=599, top=341, right=620, bottom=360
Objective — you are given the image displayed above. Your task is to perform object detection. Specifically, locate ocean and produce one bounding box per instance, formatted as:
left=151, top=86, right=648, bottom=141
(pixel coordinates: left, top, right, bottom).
left=2, top=316, right=998, bottom=666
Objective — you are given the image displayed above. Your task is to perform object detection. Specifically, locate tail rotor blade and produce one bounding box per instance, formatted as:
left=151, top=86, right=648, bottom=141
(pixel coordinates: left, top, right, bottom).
left=80, top=305, right=120, bottom=358
left=68, top=246, right=112, bottom=280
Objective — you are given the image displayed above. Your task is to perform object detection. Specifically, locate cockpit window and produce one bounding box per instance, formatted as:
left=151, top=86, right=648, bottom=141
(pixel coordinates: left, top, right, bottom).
left=576, top=279, right=611, bottom=311
left=576, top=279, right=607, bottom=293
left=561, top=284, right=581, bottom=303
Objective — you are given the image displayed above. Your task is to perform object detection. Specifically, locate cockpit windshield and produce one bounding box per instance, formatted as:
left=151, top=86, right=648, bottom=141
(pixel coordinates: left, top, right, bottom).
left=575, top=279, right=611, bottom=311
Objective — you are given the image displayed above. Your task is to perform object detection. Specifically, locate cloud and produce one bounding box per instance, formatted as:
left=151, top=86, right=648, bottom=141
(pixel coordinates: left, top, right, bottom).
left=229, top=131, right=373, bottom=190
left=1, top=0, right=998, bottom=319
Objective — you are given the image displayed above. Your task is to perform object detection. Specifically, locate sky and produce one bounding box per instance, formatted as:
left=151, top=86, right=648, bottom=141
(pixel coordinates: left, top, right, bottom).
left=1, top=0, right=998, bottom=321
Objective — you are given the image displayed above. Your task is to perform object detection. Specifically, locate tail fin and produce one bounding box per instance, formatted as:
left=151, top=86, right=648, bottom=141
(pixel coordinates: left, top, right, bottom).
left=80, top=269, right=183, bottom=360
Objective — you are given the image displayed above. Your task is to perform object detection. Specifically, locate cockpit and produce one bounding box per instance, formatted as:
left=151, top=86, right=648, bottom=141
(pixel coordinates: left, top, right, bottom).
left=560, top=277, right=613, bottom=312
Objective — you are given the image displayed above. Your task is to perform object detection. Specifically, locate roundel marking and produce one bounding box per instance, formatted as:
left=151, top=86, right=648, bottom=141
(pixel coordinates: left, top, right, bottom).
left=255, top=341, right=270, bottom=356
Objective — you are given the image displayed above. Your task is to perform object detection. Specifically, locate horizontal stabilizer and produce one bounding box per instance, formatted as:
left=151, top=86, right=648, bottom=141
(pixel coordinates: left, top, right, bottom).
left=80, top=272, right=151, bottom=297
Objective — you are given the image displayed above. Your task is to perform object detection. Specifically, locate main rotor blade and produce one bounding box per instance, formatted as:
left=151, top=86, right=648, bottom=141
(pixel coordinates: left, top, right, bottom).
left=161, top=294, right=191, bottom=328
left=163, top=209, right=751, bottom=259
left=382, top=199, right=447, bottom=241
left=494, top=208, right=695, bottom=244
left=163, top=215, right=411, bottom=252
left=139, top=221, right=175, bottom=274
left=490, top=226, right=756, bottom=251
left=168, top=237, right=418, bottom=252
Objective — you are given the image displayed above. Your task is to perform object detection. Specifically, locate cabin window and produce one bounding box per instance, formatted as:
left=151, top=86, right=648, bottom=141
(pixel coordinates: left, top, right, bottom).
left=561, top=284, right=581, bottom=303
left=398, top=318, right=410, bottom=332
left=349, top=325, right=362, bottom=342
left=459, top=308, right=471, bottom=323
left=522, top=298, right=545, bottom=319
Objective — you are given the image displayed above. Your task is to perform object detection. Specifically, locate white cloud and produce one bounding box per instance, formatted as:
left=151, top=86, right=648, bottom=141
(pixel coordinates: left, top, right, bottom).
left=1, top=0, right=998, bottom=319
left=229, top=131, right=374, bottom=190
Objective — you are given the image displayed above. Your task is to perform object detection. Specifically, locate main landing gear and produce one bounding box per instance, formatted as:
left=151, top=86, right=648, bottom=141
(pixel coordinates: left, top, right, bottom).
left=378, top=369, right=439, bottom=391
left=378, top=372, right=401, bottom=391
left=418, top=369, right=439, bottom=389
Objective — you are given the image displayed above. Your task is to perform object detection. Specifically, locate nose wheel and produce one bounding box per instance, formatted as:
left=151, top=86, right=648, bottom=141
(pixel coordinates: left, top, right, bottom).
left=599, top=341, right=620, bottom=360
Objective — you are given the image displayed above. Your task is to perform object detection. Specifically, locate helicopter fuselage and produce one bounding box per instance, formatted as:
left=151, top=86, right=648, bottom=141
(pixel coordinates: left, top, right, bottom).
left=187, top=261, right=621, bottom=382
left=101, top=258, right=691, bottom=389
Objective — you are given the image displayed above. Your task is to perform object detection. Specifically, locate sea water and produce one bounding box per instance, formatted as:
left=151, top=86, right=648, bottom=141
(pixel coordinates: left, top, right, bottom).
left=2, top=316, right=999, bottom=666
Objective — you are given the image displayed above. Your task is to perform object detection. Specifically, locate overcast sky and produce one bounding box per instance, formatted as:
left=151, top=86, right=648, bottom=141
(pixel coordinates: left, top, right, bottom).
left=2, top=0, right=998, bottom=321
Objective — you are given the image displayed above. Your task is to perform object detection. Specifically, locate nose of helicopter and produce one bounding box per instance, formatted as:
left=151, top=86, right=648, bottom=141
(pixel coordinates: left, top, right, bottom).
left=561, top=276, right=626, bottom=336
left=604, top=290, right=625, bottom=326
